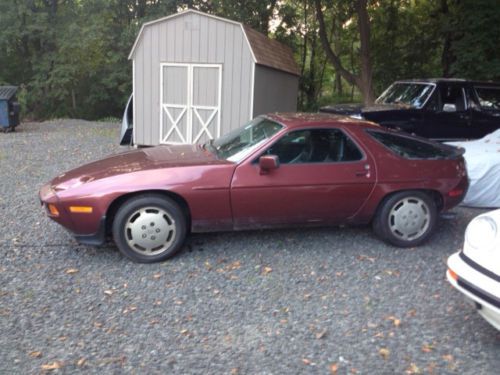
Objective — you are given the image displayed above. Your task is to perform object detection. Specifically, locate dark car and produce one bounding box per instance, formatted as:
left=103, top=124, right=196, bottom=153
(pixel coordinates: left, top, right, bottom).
left=321, top=79, right=500, bottom=141
left=40, top=113, right=468, bottom=263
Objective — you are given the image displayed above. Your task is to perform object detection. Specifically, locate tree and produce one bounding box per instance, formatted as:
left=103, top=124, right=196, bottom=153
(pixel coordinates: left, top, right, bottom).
left=315, top=0, right=374, bottom=105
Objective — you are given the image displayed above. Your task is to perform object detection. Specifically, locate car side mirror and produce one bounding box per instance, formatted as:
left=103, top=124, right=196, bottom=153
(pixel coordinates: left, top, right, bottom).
left=443, top=103, right=457, bottom=112
left=259, top=155, right=280, bottom=174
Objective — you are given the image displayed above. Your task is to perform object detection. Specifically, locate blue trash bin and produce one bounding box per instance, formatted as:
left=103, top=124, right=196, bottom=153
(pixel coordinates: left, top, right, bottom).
left=0, top=86, right=20, bottom=133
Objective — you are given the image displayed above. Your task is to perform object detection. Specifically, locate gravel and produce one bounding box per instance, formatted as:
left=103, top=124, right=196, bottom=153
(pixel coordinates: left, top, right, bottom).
left=1, top=120, right=499, bottom=374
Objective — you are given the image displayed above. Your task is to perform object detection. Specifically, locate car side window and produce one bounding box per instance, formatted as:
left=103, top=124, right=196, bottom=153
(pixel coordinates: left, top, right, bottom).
left=439, top=85, right=467, bottom=112
left=474, top=86, right=500, bottom=110
left=265, top=129, right=363, bottom=164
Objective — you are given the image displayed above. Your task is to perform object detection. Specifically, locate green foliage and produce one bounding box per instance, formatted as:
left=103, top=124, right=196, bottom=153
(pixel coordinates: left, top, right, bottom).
left=0, top=0, right=499, bottom=120
left=449, top=0, right=500, bottom=80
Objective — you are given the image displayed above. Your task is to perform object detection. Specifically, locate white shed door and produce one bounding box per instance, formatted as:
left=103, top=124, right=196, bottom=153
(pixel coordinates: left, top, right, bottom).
left=160, top=63, right=221, bottom=144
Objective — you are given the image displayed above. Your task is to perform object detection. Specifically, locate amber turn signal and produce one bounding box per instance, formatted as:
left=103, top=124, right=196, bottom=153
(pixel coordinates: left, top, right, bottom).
left=47, top=204, right=60, bottom=217
left=448, top=268, right=458, bottom=281
left=69, top=206, right=93, bottom=213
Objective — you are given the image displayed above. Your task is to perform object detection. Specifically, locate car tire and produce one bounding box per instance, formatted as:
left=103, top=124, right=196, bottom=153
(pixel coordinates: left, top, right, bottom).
left=112, top=194, right=187, bottom=263
left=373, top=191, right=437, bottom=247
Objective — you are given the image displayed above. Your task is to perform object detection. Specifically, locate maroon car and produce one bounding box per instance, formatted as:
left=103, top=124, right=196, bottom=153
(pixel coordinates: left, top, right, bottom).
left=40, top=113, right=468, bottom=263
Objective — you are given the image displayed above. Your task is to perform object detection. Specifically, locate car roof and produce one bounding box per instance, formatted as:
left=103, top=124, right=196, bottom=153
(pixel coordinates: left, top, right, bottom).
left=394, top=78, right=500, bottom=86
left=264, top=112, right=380, bottom=130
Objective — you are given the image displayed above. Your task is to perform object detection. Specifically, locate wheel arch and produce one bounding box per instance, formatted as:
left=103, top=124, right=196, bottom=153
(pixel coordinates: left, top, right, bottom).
left=104, top=190, right=192, bottom=235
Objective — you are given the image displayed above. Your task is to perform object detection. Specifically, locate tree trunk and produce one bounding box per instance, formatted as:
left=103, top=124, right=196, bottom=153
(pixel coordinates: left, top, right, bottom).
left=314, top=0, right=374, bottom=105
left=355, top=0, right=374, bottom=105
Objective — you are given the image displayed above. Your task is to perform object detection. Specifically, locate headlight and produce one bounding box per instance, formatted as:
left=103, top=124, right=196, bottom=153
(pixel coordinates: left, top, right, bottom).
left=465, top=216, right=498, bottom=250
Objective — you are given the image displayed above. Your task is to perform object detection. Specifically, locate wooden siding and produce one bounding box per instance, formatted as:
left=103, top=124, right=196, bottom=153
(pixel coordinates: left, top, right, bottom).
left=133, top=12, right=254, bottom=145
left=253, top=65, right=298, bottom=117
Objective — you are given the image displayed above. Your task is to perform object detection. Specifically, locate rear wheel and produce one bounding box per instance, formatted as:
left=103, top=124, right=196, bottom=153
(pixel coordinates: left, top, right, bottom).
left=112, top=194, right=187, bottom=263
left=373, top=191, right=437, bottom=247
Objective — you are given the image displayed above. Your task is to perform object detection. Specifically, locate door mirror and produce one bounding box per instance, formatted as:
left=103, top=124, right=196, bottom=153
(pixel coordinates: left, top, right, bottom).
left=443, top=103, right=457, bottom=112
left=259, top=155, right=280, bottom=174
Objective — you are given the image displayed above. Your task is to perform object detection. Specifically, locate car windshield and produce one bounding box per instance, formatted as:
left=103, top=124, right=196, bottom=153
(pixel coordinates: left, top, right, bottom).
left=209, top=117, right=283, bottom=162
left=375, top=82, right=434, bottom=109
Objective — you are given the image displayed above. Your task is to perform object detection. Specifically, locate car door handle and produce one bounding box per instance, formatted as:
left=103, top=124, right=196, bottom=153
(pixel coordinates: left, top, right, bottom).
left=355, top=164, right=371, bottom=177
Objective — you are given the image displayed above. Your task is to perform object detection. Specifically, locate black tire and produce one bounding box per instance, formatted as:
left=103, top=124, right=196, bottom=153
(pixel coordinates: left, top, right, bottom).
left=112, top=194, right=187, bottom=263
left=373, top=190, right=437, bottom=247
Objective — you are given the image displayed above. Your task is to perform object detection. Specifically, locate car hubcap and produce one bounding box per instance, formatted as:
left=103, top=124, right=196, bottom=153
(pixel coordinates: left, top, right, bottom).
left=388, top=197, right=430, bottom=241
left=124, top=207, right=176, bottom=255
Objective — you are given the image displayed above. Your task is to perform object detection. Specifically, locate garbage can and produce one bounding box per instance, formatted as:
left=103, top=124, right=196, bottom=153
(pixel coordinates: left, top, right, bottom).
left=0, top=86, right=20, bottom=132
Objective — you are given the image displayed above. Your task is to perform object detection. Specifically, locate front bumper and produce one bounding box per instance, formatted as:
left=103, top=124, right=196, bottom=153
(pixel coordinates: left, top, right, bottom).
left=73, top=216, right=107, bottom=246
left=39, top=182, right=107, bottom=244
left=447, top=252, right=500, bottom=330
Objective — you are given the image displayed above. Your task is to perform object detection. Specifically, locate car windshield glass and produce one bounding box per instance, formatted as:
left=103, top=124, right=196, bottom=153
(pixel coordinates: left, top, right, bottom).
left=211, top=117, right=283, bottom=162
left=367, top=130, right=451, bottom=159
left=375, top=82, right=434, bottom=109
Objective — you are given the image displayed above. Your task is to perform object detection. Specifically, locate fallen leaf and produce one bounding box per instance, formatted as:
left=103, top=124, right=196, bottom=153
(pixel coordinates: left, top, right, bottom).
left=387, top=316, right=401, bottom=327
left=357, top=255, right=376, bottom=262
left=442, top=354, right=454, bottom=362
left=379, top=348, right=390, bottom=360
left=41, top=361, right=63, bottom=371
left=65, top=268, right=78, bottom=275
left=229, top=261, right=241, bottom=270
left=29, top=351, right=42, bottom=358
left=76, top=358, right=86, bottom=367
left=103, top=290, right=113, bottom=296
left=262, top=266, right=273, bottom=275
left=302, top=358, right=311, bottom=365
left=315, top=329, right=327, bottom=339
left=421, top=343, right=434, bottom=353
left=330, top=363, right=339, bottom=373
left=406, top=363, right=421, bottom=374
left=153, top=273, right=162, bottom=279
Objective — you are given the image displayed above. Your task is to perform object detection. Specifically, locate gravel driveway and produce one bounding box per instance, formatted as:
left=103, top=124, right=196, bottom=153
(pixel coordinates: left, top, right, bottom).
left=1, top=120, right=499, bottom=374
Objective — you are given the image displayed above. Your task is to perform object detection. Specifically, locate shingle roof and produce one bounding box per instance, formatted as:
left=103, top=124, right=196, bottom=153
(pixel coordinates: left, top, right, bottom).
left=242, top=25, right=299, bottom=76
left=129, top=10, right=300, bottom=76
left=0, top=86, right=18, bottom=101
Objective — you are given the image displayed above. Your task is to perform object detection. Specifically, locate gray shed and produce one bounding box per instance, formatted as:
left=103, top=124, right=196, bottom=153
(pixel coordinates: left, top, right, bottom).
left=129, top=9, right=299, bottom=146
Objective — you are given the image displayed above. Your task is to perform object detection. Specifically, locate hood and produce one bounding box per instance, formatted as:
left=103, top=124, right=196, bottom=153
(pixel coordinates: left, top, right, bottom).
left=320, top=103, right=411, bottom=116
left=51, top=144, right=226, bottom=190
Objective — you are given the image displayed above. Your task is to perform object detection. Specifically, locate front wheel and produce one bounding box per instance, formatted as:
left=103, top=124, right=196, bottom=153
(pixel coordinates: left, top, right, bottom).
left=112, top=194, right=187, bottom=263
left=373, top=191, right=437, bottom=247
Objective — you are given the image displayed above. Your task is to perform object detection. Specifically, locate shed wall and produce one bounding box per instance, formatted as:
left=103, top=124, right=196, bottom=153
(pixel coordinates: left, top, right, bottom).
left=133, top=12, right=254, bottom=145
left=253, top=65, right=298, bottom=117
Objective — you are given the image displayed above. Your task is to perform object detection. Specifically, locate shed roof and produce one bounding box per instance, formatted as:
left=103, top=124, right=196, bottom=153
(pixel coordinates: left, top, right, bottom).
left=129, top=9, right=300, bottom=76
left=0, top=86, right=18, bottom=100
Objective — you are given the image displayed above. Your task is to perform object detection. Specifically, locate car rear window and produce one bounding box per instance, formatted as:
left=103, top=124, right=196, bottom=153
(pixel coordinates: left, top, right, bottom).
left=474, top=86, right=500, bottom=110
left=367, top=130, right=450, bottom=159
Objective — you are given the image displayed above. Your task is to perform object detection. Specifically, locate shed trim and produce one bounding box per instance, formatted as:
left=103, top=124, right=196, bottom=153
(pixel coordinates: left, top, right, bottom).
left=129, top=9, right=252, bottom=60
left=132, top=60, right=137, bottom=146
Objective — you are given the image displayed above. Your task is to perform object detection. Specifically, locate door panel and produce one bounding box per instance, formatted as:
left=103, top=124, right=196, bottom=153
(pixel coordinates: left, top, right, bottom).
left=230, top=129, right=376, bottom=229
left=424, top=84, right=472, bottom=140
left=161, top=65, right=189, bottom=144
left=160, top=64, right=221, bottom=144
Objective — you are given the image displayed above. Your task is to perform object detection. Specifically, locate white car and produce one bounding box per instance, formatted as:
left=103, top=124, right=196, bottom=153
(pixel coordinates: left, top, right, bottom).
left=447, top=209, right=500, bottom=330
